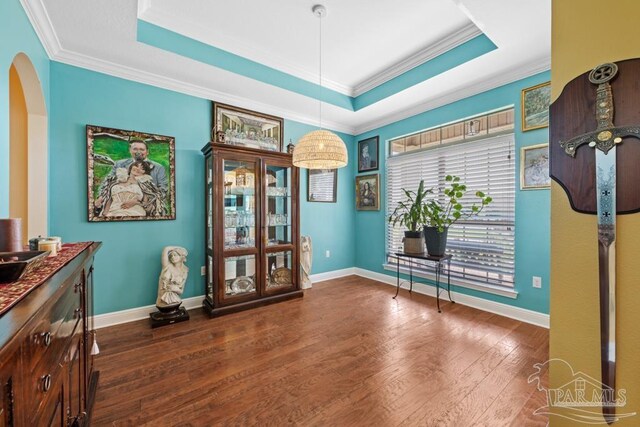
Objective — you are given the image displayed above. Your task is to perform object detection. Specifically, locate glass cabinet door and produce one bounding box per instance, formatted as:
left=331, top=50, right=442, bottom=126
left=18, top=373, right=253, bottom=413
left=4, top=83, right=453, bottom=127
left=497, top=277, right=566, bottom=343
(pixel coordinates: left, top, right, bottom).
left=206, top=156, right=213, bottom=251
left=265, top=250, right=294, bottom=291
left=223, top=254, right=257, bottom=298
left=263, top=162, right=296, bottom=294
left=265, top=164, right=292, bottom=247
left=206, top=155, right=214, bottom=300
left=223, top=159, right=257, bottom=250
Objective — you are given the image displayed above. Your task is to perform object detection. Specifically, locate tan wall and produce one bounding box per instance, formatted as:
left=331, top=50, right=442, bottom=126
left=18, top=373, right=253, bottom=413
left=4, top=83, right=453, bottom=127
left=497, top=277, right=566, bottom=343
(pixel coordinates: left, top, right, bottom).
left=550, top=0, right=640, bottom=425
left=9, top=64, right=28, bottom=242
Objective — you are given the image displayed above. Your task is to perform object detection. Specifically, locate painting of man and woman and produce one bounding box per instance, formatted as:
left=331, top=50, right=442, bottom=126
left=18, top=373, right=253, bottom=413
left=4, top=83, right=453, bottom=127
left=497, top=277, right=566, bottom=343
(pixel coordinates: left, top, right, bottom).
left=87, top=125, right=176, bottom=222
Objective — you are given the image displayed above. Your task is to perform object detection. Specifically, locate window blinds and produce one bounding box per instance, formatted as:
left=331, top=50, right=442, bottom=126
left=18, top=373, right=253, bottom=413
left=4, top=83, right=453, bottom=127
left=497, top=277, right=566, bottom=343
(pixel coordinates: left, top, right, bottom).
left=386, top=134, right=515, bottom=288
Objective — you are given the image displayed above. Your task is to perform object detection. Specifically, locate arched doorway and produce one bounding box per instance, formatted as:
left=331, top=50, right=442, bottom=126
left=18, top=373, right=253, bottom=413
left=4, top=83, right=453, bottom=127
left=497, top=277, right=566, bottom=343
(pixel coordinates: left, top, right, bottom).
left=9, top=53, right=48, bottom=240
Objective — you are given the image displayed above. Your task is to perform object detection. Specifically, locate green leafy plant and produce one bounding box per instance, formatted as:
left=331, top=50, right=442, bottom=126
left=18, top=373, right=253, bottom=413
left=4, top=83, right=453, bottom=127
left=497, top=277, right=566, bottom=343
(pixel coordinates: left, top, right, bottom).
left=388, top=180, right=431, bottom=233
left=422, top=175, right=492, bottom=232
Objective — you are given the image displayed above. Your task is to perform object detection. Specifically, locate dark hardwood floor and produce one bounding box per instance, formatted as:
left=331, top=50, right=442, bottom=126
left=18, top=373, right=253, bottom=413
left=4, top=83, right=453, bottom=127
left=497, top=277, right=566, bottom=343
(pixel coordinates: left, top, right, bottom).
left=92, top=276, right=549, bottom=426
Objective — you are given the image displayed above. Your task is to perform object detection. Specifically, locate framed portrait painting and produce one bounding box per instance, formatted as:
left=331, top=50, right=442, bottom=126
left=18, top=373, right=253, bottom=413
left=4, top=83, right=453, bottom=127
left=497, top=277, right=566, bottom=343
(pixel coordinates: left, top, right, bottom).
left=521, top=143, right=550, bottom=190
left=358, top=136, right=379, bottom=173
left=356, top=174, right=380, bottom=211
left=308, top=169, right=337, bottom=203
left=521, top=82, right=551, bottom=131
left=87, top=125, right=176, bottom=222
left=212, top=102, right=284, bottom=152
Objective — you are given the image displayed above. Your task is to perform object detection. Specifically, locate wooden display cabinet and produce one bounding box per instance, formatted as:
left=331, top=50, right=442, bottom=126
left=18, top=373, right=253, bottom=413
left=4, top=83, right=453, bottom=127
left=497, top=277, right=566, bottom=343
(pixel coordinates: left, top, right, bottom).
left=202, top=143, right=303, bottom=317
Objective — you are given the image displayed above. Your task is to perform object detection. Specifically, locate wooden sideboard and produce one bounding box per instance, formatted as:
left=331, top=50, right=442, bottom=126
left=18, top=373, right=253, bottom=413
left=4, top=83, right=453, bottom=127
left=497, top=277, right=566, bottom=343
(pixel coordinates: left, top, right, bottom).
left=0, top=242, right=101, bottom=426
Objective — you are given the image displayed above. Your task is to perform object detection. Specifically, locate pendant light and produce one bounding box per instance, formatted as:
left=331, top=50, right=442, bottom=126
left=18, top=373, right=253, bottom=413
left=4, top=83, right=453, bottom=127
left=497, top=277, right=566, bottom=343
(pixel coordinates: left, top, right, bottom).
left=293, top=4, right=348, bottom=169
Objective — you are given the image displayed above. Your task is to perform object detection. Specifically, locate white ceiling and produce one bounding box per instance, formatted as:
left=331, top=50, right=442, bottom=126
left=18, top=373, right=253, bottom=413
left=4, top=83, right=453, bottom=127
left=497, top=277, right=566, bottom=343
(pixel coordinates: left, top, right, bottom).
left=24, top=0, right=550, bottom=135
left=138, top=0, right=476, bottom=95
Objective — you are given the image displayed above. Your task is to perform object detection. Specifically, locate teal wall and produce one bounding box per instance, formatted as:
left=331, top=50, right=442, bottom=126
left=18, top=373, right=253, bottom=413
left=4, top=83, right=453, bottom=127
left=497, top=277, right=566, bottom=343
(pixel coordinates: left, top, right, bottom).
left=0, top=0, right=50, bottom=216
left=354, top=71, right=551, bottom=314
left=2, top=0, right=547, bottom=316
left=50, top=62, right=355, bottom=315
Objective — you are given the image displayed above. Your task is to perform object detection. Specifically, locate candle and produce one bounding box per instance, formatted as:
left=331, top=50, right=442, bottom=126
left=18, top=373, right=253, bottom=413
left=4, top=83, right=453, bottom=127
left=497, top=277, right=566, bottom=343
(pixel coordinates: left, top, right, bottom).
left=0, top=218, right=23, bottom=252
left=38, top=241, right=58, bottom=256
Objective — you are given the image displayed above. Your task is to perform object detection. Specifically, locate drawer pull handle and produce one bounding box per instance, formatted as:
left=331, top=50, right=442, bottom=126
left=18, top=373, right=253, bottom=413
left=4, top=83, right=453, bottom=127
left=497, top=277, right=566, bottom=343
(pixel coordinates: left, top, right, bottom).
left=74, top=308, right=83, bottom=319
left=41, top=332, right=52, bottom=347
left=41, top=374, right=51, bottom=392
left=74, top=282, right=82, bottom=293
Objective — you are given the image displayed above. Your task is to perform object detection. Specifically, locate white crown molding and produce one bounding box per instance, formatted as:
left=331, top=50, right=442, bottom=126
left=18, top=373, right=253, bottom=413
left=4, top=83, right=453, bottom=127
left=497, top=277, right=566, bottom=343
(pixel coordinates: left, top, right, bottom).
left=137, top=7, right=354, bottom=96
left=52, top=48, right=357, bottom=135
left=353, top=268, right=549, bottom=328
left=354, top=56, right=551, bottom=135
left=137, top=0, right=152, bottom=16
left=352, top=23, right=482, bottom=97
left=20, top=0, right=61, bottom=58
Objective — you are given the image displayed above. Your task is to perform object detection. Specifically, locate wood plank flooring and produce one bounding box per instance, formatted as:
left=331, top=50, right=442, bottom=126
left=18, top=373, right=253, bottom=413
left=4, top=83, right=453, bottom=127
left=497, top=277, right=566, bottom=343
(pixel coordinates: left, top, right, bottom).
left=92, top=276, right=549, bottom=426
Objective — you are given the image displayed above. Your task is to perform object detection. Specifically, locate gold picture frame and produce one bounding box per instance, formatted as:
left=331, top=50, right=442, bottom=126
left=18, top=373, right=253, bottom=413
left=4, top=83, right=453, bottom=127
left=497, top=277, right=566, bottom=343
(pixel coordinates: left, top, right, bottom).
left=521, top=81, right=551, bottom=132
left=521, top=143, right=550, bottom=190
left=212, top=102, right=284, bottom=152
left=355, top=174, right=380, bottom=211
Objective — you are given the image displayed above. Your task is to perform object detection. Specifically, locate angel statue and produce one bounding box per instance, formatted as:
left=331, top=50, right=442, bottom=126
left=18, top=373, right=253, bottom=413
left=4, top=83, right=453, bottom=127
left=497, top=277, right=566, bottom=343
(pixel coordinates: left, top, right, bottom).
left=300, top=236, right=313, bottom=289
left=150, top=246, right=190, bottom=327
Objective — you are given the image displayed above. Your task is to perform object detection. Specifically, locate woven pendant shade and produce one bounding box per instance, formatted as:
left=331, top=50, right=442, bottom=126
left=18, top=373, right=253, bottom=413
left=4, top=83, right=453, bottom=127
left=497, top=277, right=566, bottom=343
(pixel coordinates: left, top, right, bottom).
left=293, top=129, right=348, bottom=169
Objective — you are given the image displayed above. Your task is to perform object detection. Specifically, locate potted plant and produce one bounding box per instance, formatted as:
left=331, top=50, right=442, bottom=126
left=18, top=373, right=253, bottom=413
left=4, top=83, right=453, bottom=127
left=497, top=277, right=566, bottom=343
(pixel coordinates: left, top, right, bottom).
left=422, top=175, right=492, bottom=256
left=388, top=180, right=431, bottom=253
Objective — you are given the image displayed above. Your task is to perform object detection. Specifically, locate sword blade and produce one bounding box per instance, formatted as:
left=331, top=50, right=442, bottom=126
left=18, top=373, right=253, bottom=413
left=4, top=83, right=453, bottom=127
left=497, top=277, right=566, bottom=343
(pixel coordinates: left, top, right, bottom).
left=595, top=146, right=617, bottom=424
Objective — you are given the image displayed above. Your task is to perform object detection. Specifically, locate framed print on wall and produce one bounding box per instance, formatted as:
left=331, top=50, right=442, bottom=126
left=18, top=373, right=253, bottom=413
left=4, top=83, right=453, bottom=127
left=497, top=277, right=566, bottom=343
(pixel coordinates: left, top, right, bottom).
left=308, top=169, right=337, bottom=203
left=355, top=174, right=380, bottom=211
left=521, top=143, right=550, bottom=190
left=212, top=102, right=284, bottom=152
left=87, top=125, right=176, bottom=221
left=521, top=81, right=551, bottom=131
left=357, top=136, right=379, bottom=173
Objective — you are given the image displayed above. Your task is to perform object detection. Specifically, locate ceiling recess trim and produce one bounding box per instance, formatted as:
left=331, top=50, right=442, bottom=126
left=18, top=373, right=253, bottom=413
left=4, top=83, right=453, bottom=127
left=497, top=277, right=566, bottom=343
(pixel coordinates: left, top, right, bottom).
left=354, top=57, right=551, bottom=135
left=137, top=1, right=353, bottom=96
left=137, top=20, right=355, bottom=111
left=352, top=23, right=482, bottom=97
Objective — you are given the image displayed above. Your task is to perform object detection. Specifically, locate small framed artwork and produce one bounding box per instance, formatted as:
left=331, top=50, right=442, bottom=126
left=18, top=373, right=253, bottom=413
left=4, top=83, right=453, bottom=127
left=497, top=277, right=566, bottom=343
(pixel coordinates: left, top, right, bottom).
left=308, top=169, right=337, bottom=203
left=358, top=136, right=379, bottom=173
left=87, top=125, right=176, bottom=221
left=212, top=102, right=284, bottom=152
left=521, top=82, right=551, bottom=131
left=356, top=174, right=380, bottom=211
left=521, top=143, right=550, bottom=190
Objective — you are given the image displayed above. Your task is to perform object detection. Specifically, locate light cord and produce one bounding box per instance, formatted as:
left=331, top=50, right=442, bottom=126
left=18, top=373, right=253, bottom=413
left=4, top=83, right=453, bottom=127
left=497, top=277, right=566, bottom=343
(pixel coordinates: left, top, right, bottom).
left=319, top=12, right=323, bottom=130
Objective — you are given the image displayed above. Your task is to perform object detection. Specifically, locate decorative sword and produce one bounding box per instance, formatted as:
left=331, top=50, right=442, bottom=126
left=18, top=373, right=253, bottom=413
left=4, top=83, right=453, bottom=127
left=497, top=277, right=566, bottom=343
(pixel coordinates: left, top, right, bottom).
left=560, top=62, right=640, bottom=424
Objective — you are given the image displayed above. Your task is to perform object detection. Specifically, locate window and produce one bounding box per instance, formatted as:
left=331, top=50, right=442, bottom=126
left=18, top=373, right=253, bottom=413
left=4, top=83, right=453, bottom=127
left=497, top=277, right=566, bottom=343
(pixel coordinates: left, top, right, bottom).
left=386, top=120, right=515, bottom=289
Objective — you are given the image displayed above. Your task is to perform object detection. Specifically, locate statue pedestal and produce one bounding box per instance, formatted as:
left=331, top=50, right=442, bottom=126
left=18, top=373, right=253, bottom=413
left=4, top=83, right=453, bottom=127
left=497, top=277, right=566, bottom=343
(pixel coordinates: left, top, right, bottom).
left=149, top=305, right=189, bottom=328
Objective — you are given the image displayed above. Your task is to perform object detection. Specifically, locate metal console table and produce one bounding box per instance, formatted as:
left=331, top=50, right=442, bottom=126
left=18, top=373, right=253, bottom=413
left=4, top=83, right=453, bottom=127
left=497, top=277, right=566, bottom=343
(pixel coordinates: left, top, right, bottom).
left=392, top=252, right=454, bottom=313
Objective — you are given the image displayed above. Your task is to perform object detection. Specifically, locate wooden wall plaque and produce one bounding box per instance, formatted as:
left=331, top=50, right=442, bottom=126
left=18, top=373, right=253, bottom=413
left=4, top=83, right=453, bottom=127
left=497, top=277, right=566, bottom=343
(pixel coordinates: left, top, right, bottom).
left=549, top=58, right=640, bottom=214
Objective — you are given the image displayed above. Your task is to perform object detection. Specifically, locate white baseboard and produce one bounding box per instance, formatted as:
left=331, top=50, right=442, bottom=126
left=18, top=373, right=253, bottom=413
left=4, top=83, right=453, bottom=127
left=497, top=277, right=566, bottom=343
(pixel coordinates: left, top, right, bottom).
left=93, top=295, right=204, bottom=329
left=92, top=267, right=355, bottom=329
left=353, top=268, right=550, bottom=329
left=309, top=267, right=357, bottom=283
left=93, top=266, right=549, bottom=330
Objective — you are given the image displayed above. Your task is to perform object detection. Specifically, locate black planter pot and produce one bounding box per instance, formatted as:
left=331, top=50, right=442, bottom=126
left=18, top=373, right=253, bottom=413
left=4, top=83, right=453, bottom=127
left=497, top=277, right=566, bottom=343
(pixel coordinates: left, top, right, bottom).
left=423, top=227, right=448, bottom=256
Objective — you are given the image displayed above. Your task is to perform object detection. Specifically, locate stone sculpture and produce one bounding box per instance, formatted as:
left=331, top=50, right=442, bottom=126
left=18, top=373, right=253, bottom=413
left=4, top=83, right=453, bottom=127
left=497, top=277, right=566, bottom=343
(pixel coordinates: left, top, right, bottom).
left=300, top=236, right=313, bottom=289
left=150, top=246, right=190, bottom=327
